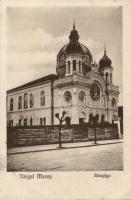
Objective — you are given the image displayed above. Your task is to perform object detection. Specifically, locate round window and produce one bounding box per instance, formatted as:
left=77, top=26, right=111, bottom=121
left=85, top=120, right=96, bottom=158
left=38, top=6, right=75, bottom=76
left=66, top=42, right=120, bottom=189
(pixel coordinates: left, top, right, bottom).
left=64, top=91, right=72, bottom=103
left=90, top=83, right=100, bottom=101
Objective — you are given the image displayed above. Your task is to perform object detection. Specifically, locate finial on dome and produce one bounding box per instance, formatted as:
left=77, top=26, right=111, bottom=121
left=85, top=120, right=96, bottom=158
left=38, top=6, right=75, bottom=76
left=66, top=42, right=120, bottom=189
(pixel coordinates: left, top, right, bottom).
left=104, top=44, right=106, bottom=55
left=99, top=45, right=112, bottom=69
left=73, top=19, right=75, bottom=30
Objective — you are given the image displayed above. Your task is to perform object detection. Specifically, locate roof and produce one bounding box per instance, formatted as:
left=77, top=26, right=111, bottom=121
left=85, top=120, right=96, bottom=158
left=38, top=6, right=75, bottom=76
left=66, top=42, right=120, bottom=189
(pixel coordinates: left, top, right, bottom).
left=99, top=51, right=112, bottom=70
left=57, top=42, right=92, bottom=61
left=7, top=74, right=58, bottom=93
left=57, top=24, right=93, bottom=62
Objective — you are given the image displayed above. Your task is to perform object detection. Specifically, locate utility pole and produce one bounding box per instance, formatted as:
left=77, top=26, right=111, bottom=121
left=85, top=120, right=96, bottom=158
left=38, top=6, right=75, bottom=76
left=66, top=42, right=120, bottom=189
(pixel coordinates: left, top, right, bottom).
left=93, top=115, right=97, bottom=144
left=105, top=81, right=109, bottom=122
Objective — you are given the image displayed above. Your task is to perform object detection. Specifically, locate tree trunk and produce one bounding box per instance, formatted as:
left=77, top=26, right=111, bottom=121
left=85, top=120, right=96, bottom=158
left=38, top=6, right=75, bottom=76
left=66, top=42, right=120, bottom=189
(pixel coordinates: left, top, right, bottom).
left=94, top=126, right=97, bottom=144
left=59, top=122, right=62, bottom=148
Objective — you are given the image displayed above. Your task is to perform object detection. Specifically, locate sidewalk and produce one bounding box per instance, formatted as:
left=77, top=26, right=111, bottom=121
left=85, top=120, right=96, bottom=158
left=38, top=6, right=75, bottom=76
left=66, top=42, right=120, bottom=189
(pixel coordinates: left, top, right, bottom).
left=7, top=139, right=123, bottom=155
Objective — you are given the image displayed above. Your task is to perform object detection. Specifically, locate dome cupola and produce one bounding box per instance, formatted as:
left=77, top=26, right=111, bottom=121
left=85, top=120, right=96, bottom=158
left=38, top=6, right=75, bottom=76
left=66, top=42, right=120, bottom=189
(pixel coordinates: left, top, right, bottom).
left=56, top=21, right=93, bottom=77
left=69, top=21, right=79, bottom=43
left=99, top=48, right=113, bottom=84
left=99, top=49, right=112, bottom=70
left=66, top=21, right=83, bottom=55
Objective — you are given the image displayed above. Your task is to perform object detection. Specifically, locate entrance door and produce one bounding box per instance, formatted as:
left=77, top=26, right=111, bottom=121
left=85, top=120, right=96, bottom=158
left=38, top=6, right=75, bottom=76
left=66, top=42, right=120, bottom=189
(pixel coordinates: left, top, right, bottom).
left=101, top=115, right=105, bottom=123
left=95, top=114, right=99, bottom=123
left=79, top=118, right=84, bottom=124
left=89, top=114, right=93, bottom=124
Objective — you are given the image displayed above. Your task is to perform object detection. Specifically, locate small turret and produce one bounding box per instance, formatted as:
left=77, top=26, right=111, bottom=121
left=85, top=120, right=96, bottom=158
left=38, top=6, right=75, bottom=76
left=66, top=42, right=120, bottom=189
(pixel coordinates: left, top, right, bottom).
left=99, top=47, right=113, bottom=84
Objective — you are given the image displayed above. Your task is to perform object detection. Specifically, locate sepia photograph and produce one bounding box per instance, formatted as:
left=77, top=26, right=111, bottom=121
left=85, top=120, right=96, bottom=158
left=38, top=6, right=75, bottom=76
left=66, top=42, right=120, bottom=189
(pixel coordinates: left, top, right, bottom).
left=6, top=6, right=123, bottom=171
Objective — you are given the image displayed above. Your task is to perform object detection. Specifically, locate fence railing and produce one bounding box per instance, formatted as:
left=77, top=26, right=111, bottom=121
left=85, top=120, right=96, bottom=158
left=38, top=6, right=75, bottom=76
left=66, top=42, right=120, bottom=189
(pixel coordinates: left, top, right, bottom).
left=7, top=123, right=119, bottom=147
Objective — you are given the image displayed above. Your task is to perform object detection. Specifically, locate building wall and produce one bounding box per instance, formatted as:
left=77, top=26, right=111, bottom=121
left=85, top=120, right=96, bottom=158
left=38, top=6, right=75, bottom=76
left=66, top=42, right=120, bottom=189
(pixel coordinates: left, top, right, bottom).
left=53, top=82, right=76, bottom=124
left=7, top=73, right=119, bottom=126
left=53, top=73, right=115, bottom=124
left=7, top=82, right=52, bottom=126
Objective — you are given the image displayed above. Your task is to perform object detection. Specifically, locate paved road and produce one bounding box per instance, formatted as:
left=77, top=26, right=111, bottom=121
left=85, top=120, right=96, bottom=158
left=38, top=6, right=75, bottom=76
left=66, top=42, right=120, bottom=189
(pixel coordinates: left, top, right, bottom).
left=7, top=142, right=123, bottom=171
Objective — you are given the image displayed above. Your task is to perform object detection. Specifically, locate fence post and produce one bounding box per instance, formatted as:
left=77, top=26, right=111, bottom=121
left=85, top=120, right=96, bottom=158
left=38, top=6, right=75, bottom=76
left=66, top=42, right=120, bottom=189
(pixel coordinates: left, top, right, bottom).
left=72, top=126, right=75, bottom=143
left=94, top=125, right=97, bottom=144
left=46, top=126, right=48, bottom=144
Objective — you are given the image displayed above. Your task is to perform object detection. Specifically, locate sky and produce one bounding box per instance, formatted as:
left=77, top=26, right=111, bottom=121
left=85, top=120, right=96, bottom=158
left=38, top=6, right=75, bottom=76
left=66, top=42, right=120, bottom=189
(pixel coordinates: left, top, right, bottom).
left=7, top=6, right=122, bottom=105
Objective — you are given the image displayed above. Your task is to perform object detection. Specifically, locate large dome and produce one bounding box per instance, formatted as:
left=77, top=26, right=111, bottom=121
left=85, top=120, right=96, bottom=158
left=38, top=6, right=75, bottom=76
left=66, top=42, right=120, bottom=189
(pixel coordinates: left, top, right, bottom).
left=57, top=43, right=92, bottom=64
left=57, top=23, right=93, bottom=68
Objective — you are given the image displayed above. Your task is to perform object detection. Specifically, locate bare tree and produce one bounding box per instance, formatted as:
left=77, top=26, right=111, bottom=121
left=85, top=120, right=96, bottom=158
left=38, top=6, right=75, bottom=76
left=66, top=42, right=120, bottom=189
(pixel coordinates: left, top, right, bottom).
left=55, top=111, right=66, bottom=148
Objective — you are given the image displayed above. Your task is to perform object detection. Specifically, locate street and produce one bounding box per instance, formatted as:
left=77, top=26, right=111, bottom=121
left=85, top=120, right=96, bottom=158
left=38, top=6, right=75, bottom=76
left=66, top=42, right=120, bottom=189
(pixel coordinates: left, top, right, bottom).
left=7, top=141, right=123, bottom=171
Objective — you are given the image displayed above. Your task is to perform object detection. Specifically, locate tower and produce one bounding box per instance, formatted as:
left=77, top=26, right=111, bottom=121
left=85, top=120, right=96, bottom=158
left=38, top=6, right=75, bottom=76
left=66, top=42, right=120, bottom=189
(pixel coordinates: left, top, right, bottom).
left=99, top=47, right=119, bottom=122
left=99, top=47, right=113, bottom=84
left=54, top=23, right=119, bottom=125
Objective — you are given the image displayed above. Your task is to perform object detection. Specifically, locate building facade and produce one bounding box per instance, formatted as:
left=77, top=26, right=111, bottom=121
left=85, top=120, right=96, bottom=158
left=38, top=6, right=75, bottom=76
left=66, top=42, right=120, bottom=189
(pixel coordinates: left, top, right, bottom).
left=7, top=23, right=119, bottom=127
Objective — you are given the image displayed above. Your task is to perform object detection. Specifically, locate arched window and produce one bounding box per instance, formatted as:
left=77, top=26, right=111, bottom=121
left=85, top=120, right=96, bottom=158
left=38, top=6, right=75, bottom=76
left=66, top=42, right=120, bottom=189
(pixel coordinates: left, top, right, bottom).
left=79, top=61, right=81, bottom=73
left=10, top=98, right=13, bottom=111
left=9, top=120, right=13, bottom=127
left=40, top=117, right=46, bottom=126
left=67, top=61, right=70, bottom=74
left=18, top=96, right=22, bottom=110
left=24, top=118, right=27, bottom=126
left=40, top=118, right=43, bottom=126
left=110, top=73, right=112, bottom=84
left=19, top=119, right=21, bottom=126
left=24, top=93, right=28, bottom=109
left=101, top=115, right=105, bottom=123
left=106, top=72, right=109, bottom=83
left=44, top=117, right=46, bottom=125
left=30, top=118, right=33, bottom=126
left=29, top=94, right=34, bottom=108
left=73, top=60, right=76, bottom=71
left=95, top=114, right=99, bottom=123
left=40, top=91, right=45, bottom=106
left=11, top=120, right=13, bottom=127
left=89, top=113, right=93, bottom=124
left=66, top=117, right=71, bottom=126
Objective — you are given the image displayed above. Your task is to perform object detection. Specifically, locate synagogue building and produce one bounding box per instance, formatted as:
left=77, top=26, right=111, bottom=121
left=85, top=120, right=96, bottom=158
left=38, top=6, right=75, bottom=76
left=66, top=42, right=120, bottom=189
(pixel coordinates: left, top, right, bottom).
left=7, top=23, right=119, bottom=127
